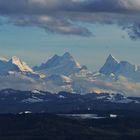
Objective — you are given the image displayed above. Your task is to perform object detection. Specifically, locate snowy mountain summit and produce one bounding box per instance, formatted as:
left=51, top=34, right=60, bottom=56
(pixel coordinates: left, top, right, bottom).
left=99, top=54, right=139, bottom=81
left=33, top=52, right=83, bottom=76
left=0, top=56, right=34, bottom=75
left=9, top=56, right=33, bottom=73
left=100, top=54, right=119, bottom=75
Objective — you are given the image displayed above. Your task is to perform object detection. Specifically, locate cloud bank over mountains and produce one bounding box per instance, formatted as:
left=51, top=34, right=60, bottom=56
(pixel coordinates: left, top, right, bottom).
left=0, top=0, right=140, bottom=38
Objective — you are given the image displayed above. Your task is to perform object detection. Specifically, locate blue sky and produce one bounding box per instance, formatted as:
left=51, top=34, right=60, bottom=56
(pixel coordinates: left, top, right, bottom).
left=0, top=22, right=140, bottom=71
left=0, top=0, right=140, bottom=71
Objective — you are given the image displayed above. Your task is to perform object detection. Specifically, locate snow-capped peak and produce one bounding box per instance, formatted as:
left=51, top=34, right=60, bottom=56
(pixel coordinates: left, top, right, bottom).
left=33, top=52, right=82, bottom=76
left=9, top=56, right=33, bottom=73
left=0, top=55, right=36, bottom=76
left=106, top=54, right=119, bottom=64
left=11, top=56, right=20, bottom=63
left=99, top=54, right=119, bottom=75
left=99, top=54, right=140, bottom=81
left=62, top=52, right=81, bottom=68
left=62, top=52, right=73, bottom=59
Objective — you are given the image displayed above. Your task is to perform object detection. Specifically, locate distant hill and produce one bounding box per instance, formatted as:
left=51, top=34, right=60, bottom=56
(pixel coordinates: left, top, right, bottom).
left=0, top=89, right=140, bottom=114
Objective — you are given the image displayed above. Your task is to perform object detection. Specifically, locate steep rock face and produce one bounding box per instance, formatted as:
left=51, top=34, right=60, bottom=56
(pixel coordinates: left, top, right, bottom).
left=0, top=56, right=33, bottom=75
left=33, top=52, right=82, bottom=76
left=99, top=54, right=119, bottom=75
left=116, top=61, right=136, bottom=77
left=99, top=55, right=138, bottom=80
left=8, top=56, right=33, bottom=73
left=0, top=56, right=43, bottom=80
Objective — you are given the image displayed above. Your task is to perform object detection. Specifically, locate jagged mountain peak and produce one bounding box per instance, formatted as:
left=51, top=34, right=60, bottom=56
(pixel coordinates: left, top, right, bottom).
left=10, top=56, right=22, bottom=65
left=62, top=52, right=73, bottom=59
left=52, top=54, right=59, bottom=59
left=33, top=52, right=82, bottom=76
left=99, top=54, right=119, bottom=75
left=9, top=56, right=33, bottom=73
left=11, top=56, right=20, bottom=61
left=99, top=55, right=140, bottom=81
left=106, top=54, right=119, bottom=64
left=48, top=52, right=73, bottom=62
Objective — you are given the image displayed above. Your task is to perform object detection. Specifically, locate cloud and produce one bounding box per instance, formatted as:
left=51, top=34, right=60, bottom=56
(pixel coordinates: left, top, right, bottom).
left=123, top=23, right=140, bottom=40
left=0, top=73, right=72, bottom=93
left=72, top=75, right=140, bottom=96
left=0, top=72, right=140, bottom=96
left=0, top=0, right=140, bottom=38
left=8, top=15, right=92, bottom=36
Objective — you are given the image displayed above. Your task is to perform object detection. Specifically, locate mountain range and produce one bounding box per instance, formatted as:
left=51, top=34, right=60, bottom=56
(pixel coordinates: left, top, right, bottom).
left=0, top=52, right=140, bottom=96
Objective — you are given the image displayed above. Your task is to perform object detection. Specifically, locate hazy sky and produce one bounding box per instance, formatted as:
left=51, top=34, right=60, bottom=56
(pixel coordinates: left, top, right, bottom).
left=0, top=0, right=140, bottom=71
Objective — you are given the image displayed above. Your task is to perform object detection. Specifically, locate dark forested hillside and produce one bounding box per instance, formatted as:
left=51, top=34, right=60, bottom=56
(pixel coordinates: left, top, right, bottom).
left=0, top=113, right=139, bottom=140
left=0, top=89, right=140, bottom=114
